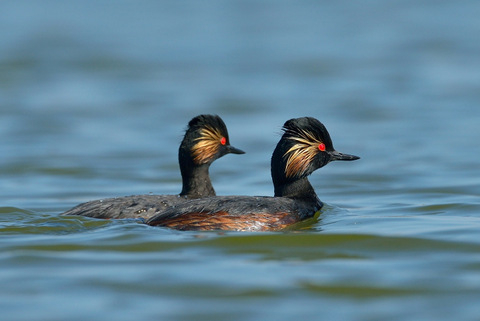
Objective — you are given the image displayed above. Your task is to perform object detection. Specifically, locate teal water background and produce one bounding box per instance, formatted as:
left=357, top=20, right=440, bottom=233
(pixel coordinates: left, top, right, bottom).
left=1, top=1, right=480, bottom=320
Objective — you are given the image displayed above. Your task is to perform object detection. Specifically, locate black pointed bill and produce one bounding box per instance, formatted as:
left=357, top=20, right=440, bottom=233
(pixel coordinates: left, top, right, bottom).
left=330, top=150, right=360, bottom=161
left=226, top=145, right=245, bottom=155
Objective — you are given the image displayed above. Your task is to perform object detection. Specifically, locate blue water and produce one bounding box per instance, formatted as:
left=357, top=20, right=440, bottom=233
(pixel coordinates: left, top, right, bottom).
left=2, top=1, right=480, bottom=320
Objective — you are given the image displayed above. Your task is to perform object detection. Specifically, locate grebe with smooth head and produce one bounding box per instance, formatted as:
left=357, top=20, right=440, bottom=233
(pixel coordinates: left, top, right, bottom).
left=61, top=115, right=244, bottom=219
left=146, top=117, right=359, bottom=231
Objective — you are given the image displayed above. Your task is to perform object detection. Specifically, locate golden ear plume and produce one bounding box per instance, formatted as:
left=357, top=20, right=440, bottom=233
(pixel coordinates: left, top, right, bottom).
left=284, top=128, right=322, bottom=178
left=191, top=125, right=224, bottom=164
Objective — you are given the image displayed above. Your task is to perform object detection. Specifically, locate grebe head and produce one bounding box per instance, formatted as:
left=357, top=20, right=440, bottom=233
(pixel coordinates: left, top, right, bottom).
left=180, top=114, right=245, bottom=166
left=271, top=117, right=359, bottom=185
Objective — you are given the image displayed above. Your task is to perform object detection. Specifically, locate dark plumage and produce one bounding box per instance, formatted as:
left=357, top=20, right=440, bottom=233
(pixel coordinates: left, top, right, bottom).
left=146, top=117, right=359, bottom=231
left=61, top=115, right=244, bottom=219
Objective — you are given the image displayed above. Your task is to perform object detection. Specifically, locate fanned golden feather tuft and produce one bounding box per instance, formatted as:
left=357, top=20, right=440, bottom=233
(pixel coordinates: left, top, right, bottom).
left=191, top=125, right=224, bottom=164
left=284, top=128, right=323, bottom=178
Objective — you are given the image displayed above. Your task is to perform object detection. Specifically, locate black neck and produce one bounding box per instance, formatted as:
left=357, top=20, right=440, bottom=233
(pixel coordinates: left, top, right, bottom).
left=179, top=163, right=215, bottom=198
left=274, top=177, right=320, bottom=204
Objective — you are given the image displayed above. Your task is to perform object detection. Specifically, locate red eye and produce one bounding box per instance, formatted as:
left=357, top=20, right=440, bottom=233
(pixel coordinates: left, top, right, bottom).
left=220, top=137, right=227, bottom=145
left=318, top=143, right=326, bottom=151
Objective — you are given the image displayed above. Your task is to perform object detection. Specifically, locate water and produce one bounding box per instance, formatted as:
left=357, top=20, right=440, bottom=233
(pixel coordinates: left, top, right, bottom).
left=1, top=1, right=480, bottom=320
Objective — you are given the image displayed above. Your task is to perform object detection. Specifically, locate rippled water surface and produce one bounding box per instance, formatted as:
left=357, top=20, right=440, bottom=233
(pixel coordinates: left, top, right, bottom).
left=2, top=1, right=480, bottom=320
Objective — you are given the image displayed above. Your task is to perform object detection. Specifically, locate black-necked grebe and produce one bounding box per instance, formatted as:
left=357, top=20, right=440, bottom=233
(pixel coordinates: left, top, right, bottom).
left=146, top=117, right=359, bottom=231
left=61, top=115, right=244, bottom=219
